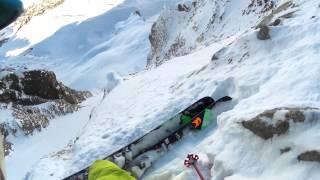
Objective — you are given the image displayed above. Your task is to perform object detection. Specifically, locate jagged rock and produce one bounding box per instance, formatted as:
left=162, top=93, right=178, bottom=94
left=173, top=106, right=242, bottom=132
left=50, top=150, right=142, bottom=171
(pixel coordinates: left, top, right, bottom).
left=134, top=10, right=141, bottom=17
left=147, top=0, right=223, bottom=67
left=1, top=73, right=20, bottom=91
left=0, top=90, right=17, bottom=103
left=4, top=140, right=12, bottom=156
left=22, top=70, right=60, bottom=100
left=149, top=0, right=278, bottom=66
left=192, top=1, right=197, bottom=7
left=0, top=69, right=91, bottom=154
left=211, top=54, right=219, bottom=61
left=242, top=108, right=316, bottom=139
left=256, top=1, right=294, bottom=28
left=270, top=18, right=281, bottom=26
left=12, top=100, right=80, bottom=136
left=298, top=151, right=320, bottom=162
left=0, top=70, right=90, bottom=105
left=280, top=147, right=291, bottom=154
left=0, top=124, right=9, bottom=138
left=285, top=109, right=305, bottom=122
left=242, top=118, right=289, bottom=140
left=0, top=38, right=9, bottom=47
left=244, top=0, right=275, bottom=15
left=257, top=25, right=270, bottom=40
left=148, top=18, right=169, bottom=66
left=15, top=0, right=65, bottom=31
left=166, top=35, right=187, bottom=59
left=177, top=4, right=190, bottom=12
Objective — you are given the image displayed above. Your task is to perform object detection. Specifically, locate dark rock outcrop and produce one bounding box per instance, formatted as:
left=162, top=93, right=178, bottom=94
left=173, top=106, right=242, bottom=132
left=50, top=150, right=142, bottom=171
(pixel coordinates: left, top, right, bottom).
left=0, top=69, right=91, bottom=154
left=147, top=0, right=224, bottom=67
left=211, top=54, right=219, bottom=61
left=256, top=1, right=295, bottom=28
left=22, top=70, right=60, bottom=100
left=257, top=25, right=271, bottom=40
left=270, top=19, right=281, bottom=26
left=280, top=147, right=291, bottom=154
left=0, top=70, right=89, bottom=105
left=0, top=38, right=9, bottom=47
left=298, top=151, right=320, bottom=162
left=242, top=117, right=289, bottom=139
left=243, top=0, right=275, bottom=15
left=15, top=0, right=65, bottom=31
left=148, top=18, right=169, bottom=67
left=177, top=4, right=190, bottom=12
left=242, top=108, right=317, bottom=140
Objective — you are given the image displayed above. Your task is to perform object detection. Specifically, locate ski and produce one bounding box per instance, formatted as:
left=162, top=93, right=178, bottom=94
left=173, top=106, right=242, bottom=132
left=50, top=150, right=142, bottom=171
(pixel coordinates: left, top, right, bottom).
left=63, top=96, right=232, bottom=180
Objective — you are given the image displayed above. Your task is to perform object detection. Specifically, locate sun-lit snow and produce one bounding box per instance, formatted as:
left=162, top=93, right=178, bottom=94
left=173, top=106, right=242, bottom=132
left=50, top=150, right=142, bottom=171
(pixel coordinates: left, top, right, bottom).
left=13, top=0, right=124, bottom=50
left=1, top=0, right=320, bottom=180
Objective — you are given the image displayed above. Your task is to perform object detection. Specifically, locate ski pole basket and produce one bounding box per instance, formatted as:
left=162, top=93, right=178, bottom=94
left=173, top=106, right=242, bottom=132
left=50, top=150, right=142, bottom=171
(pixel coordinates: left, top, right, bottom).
left=184, top=154, right=205, bottom=180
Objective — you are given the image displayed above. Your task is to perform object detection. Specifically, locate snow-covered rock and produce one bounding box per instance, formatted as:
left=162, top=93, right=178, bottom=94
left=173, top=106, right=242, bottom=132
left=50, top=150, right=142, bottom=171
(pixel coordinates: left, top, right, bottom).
left=0, top=69, right=90, bottom=156
left=15, top=0, right=65, bottom=31
left=147, top=0, right=285, bottom=66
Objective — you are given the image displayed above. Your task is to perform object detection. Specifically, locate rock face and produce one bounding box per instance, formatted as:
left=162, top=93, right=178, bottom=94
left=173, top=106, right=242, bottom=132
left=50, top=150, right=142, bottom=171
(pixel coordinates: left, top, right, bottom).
left=244, top=0, right=275, bottom=15
left=22, top=70, right=86, bottom=104
left=0, top=69, right=91, bottom=154
left=280, top=147, right=291, bottom=154
left=256, top=1, right=295, bottom=28
left=0, top=70, right=88, bottom=105
left=177, top=3, right=191, bottom=12
left=257, top=25, right=271, bottom=40
left=15, top=0, right=65, bottom=31
left=147, top=0, right=279, bottom=67
left=22, top=70, right=60, bottom=100
left=242, top=117, right=289, bottom=140
left=242, top=108, right=317, bottom=140
left=298, top=151, right=320, bottom=162
left=147, top=0, right=225, bottom=67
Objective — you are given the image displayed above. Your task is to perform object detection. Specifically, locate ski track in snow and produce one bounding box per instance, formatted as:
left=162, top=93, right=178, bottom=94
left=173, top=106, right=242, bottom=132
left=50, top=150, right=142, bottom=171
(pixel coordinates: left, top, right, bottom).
left=1, top=0, right=320, bottom=180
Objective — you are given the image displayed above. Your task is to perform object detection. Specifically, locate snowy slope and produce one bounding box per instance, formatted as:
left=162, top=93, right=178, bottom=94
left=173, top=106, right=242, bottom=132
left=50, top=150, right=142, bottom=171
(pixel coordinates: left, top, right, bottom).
left=147, top=0, right=279, bottom=66
left=27, top=0, right=320, bottom=179
left=1, top=0, right=320, bottom=180
left=5, top=92, right=102, bottom=180
left=1, top=0, right=180, bottom=179
left=1, top=0, right=180, bottom=90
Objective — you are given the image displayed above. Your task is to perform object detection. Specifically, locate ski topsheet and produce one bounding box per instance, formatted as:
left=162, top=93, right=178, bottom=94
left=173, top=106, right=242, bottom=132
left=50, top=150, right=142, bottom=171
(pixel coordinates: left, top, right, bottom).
left=63, top=96, right=232, bottom=180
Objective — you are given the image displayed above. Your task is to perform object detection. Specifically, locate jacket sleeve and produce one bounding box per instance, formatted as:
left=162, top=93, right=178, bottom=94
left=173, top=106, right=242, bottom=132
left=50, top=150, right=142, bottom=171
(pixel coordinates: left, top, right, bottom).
left=89, top=160, right=136, bottom=180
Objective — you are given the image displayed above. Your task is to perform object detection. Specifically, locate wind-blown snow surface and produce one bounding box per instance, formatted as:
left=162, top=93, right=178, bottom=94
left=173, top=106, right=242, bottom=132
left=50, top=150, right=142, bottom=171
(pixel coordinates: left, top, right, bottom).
left=2, top=0, right=320, bottom=180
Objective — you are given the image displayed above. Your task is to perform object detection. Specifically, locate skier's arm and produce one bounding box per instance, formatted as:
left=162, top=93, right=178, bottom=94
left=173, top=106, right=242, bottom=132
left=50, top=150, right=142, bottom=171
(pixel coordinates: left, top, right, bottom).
left=89, top=160, right=136, bottom=180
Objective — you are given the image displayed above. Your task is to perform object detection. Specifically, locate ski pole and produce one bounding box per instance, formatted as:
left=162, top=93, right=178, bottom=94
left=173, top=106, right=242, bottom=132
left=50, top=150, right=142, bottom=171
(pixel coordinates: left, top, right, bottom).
left=184, top=154, right=205, bottom=180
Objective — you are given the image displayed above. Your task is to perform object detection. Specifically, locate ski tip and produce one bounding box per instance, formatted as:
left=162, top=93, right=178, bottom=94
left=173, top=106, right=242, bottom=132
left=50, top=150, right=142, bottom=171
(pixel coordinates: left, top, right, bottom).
left=216, top=96, right=232, bottom=103
left=207, top=96, right=232, bottom=109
